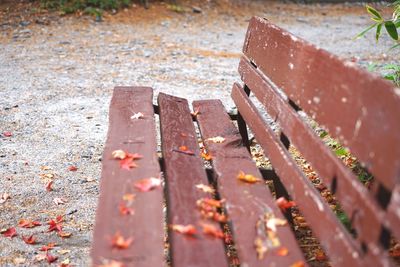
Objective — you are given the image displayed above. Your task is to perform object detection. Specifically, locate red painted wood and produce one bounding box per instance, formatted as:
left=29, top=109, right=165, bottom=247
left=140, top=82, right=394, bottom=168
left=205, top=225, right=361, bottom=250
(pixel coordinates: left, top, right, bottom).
left=238, top=58, right=397, bottom=250
left=231, top=83, right=395, bottom=267
left=242, top=17, right=400, bottom=192
left=91, top=87, right=164, bottom=266
left=193, top=99, right=306, bottom=266
left=158, top=93, right=228, bottom=267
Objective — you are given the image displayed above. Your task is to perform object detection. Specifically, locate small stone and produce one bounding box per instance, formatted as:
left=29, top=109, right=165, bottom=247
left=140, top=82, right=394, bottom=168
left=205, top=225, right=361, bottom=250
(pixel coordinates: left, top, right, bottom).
left=192, top=6, right=202, bottom=13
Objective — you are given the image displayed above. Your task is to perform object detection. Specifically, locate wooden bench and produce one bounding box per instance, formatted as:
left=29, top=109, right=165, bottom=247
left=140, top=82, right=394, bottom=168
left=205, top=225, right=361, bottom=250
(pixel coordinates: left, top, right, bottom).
left=91, top=17, right=400, bottom=267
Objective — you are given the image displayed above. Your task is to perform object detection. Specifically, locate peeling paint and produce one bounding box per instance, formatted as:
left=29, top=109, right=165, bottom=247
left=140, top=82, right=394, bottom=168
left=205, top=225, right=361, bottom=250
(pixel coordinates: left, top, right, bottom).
left=288, top=63, right=294, bottom=70
left=341, top=97, right=347, bottom=103
left=312, top=96, right=320, bottom=104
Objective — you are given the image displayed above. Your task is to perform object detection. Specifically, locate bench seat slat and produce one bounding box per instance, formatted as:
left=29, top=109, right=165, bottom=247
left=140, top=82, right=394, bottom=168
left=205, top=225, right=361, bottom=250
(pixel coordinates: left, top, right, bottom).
left=91, top=87, right=164, bottom=266
left=193, top=99, right=305, bottom=266
left=242, top=17, right=400, bottom=191
left=158, top=93, right=228, bottom=267
left=238, top=58, right=397, bottom=248
left=231, top=83, right=395, bottom=267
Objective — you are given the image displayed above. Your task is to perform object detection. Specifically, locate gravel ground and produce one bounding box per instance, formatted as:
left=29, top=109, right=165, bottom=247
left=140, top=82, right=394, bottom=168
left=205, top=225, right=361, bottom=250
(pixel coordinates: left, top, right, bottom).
left=0, top=1, right=399, bottom=266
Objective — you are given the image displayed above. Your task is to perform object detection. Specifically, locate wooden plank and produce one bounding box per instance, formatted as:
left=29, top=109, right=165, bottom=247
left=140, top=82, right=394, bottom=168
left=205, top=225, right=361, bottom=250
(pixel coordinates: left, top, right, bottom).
left=193, top=99, right=306, bottom=266
left=158, top=93, right=228, bottom=267
left=238, top=58, right=399, bottom=247
left=242, top=16, right=400, bottom=191
left=91, top=87, right=164, bottom=266
left=231, top=83, right=395, bottom=267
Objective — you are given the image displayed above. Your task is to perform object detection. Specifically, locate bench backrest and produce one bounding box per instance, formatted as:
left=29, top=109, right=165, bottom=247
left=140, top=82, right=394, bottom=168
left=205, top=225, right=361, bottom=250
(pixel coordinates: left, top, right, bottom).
left=232, top=16, right=400, bottom=267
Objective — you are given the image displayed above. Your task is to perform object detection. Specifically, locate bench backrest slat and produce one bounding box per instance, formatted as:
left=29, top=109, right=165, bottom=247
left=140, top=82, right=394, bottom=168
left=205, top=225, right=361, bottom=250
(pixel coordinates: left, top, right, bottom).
left=158, top=93, right=229, bottom=267
left=92, top=87, right=165, bottom=266
left=193, top=99, right=305, bottom=266
left=241, top=17, right=400, bottom=192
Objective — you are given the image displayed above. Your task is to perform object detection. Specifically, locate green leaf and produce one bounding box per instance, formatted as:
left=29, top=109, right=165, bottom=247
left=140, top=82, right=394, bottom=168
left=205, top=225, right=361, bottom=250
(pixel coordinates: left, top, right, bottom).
left=389, top=43, right=400, bottom=50
left=355, top=23, right=378, bottom=39
left=385, top=21, right=399, bottom=40
left=376, top=23, right=382, bottom=41
left=335, top=147, right=348, bottom=157
left=366, top=5, right=382, bottom=21
left=319, top=131, right=328, bottom=138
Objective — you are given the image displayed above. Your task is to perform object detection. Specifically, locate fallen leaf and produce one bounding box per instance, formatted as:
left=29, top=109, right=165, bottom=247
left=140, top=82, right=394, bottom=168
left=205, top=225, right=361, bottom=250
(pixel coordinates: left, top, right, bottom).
left=58, top=249, right=71, bottom=255
left=195, top=184, right=215, bottom=194
left=206, top=136, right=225, bottom=143
left=39, top=243, right=56, bottom=251
left=68, top=166, right=78, bottom=171
left=13, top=257, right=26, bottom=265
left=315, top=250, right=327, bottom=261
left=237, top=171, right=262, bottom=183
left=212, top=213, right=228, bottom=223
left=266, top=217, right=287, bottom=232
left=3, top=131, right=12, bottom=137
left=131, top=112, right=144, bottom=120
left=0, top=192, right=10, bottom=204
left=134, top=177, right=161, bottom=192
left=58, top=231, right=72, bottom=238
left=59, top=258, right=71, bottom=267
left=47, top=215, right=63, bottom=232
left=111, top=232, right=133, bottom=249
left=254, top=237, right=268, bottom=260
left=112, top=150, right=127, bottom=159
left=173, top=146, right=195, bottom=155
left=40, top=173, right=55, bottom=180
left=201, top=223, right=224, bottom=239
left=290, top=261, right=305, bottom=267
left=22, top=235, right=37, bottom=244
left=46, top=180, right=53, bottom=191
left=2, top=227, right=17, bottom=238
left=197, top=198, right=225, bottom=208
left=277, top=247, right=289, bottom=256
left=276, top=197, right=296, bottom=211
left=40, top=166, right=52, bottom=171
left=35, top=254, right=47, bottom=262
left=53, top=197, right=67, bottom=205
left=201, top=151, right=212, bottom=161
left=170, top=224, right=197, bottom=235
left=122, top=193, right=135, bottom=202
left=18, top=219, right=41, bottom=228
left=191, top=108, right=200, bottom=117
left=46, top=253, right=58, bottom=263
left=119, top=202, right=134, bottom=216
left=120, top=157, right=138, bottom=170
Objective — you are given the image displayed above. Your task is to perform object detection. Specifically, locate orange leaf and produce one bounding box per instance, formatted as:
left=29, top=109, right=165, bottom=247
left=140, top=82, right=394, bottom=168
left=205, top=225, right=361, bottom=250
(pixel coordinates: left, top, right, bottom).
left=277, top=247, right=289, bottom=256
left=111, top=232, right=133, bottom=249
left=195, top=184, right=215, bottom=194
left=237, top=171, right=262, bottom=183
left=122, top=193, right=136, bottom=202
left=68, top=166, right=78, bottom=171
left=201, top=152, right=212, bottom=161
left=46, top=180, right=54, bottom=191
left=276, top=197, right=296, bottom=211
left=191, top=108, right=200, bottom=117
left=213, top=213, right=228, bottom=223
left=40, top=243, right=56, bottom=251
left=201, top=223, right=224, bottom=239
left=19, top=219, right=41, bottom=228
left=22, top=235, right=37, bottom=244
left=290, top=261, right=305, bottom=267
left=315, top=250, right=327, bottom=261
left=173, top=146, right=195, bottom=155
left=2, top=227, right=17, bottom=238
left=134, top=177, right=161, bottom=192
left=58, top=231, right=72, bottom=238
left=119, top=202, right=134, bottom=216
left=120, top=157, right=138, bottom=170
left=170, top=224, right=197, bottom=235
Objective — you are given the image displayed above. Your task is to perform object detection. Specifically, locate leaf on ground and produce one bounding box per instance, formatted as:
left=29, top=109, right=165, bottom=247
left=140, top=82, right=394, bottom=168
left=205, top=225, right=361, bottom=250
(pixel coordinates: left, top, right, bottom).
left=197, top=198, right=225, bottom=208
left=134, top=177, right=161, bottom=192
left=46, top=180, right=54, bottom=191
left=315, top=249, right=327, bottom=261
left=119, top=202, right=134, bottom=216
left=201, top=151, right=212, bottom=160
left=2, top=227, right=17, bottom=238
left=201, top=223, right=224, bottom=239
left=40, top=166, right=52, bottom=171
left=112, top=150, right=127, bottom=159
left=47, top=215, right=63, bottom=232
left=58, top=231, right=72, bottom=238
left=130, top=112, right=144, bottom=120
left=195, top=184, right=215, bottom=194
left=277, top=246, right=289, bottom=256
left=39, top=243, right=56, bottom=251
left=0, top=192, right=11, bottom=204
left=254, top=237, right=268, bottom=260
left=191, top=108, right=200, bottom=117
left=237, top=171, right=262, bottom=183
left=111, top=232, right=133, bottom=249
left=46, top=253, right=58, bottom=263
left=68, top=166, right=78, bottom=171
left=170, top=224, right=197, bottom=235
left=53, top=197, right=67, bottom=205
left=276, top=197, right=296, bottom=211
left=35, top=254, right=47, bottom=262
left=206, top=136, right=225, bottom=143
left=22, top=235, right=37, bottom=244
left=3, top=131, right=12, bottom=137
left=58, top=249, right=71, bottom=255
left=120, top=157, right=138, bottom=170
left=18, top=219, right=41, bottom=228
left=122, top=193, right=136, bottom=202
left=290, top=261, right=305, bottom=267
left=266, top=217, right=287, bottom=232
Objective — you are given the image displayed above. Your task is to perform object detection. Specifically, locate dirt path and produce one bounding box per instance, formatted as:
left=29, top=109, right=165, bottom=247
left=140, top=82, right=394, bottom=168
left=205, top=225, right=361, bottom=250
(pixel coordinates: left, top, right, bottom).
left=0, top=1, right=398, bottom=266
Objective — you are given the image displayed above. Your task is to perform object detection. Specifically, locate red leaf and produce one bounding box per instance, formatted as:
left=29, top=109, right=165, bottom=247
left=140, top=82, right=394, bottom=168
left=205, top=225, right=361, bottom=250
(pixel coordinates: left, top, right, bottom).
left=3, top=131, right=12, bottom=137
left=277, top=247, right=289, bottom=256
left=68, top=166, right=78, bottom=171
left=46, top=181, right=53, bottom=191
left=18, top=219, right=41, bottom=228
left=119, top=202, right=134, bottom=216
left=201, top=223, right=224, bottom=239
left=111, top=232, right=133, bottom=249
left=22, top=235, right=37, bottom=244
left=170, top=224, right=197, bottom=235
left=47, top=216, right=63, bottom=232
left=40, top=243, right=56, bottom=251
left=173, top=146, right=195, bottom=155
left=134, top=177, right=161, bottom=192
left=46, top=253, right=58, bottom=263
left=2, top=227, right=17, bottom=238
left=276, top=197, right=296, bottom=211
left=120, top=157, right=138, bottom=170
